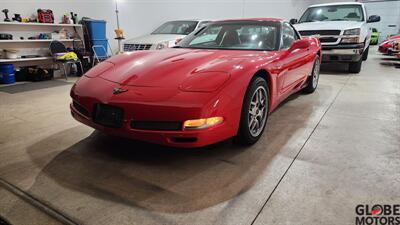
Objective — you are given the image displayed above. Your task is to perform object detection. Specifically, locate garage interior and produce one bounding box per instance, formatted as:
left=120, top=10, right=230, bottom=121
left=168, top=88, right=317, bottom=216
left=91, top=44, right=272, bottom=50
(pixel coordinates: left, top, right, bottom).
left=1, top=0, right=400, bottom=225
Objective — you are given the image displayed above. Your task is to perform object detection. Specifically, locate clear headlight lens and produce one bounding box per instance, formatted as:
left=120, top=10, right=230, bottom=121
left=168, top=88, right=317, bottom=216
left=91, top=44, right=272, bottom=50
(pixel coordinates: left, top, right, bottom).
left=343, top=28, right=361, bottom=35
left=156, top=41, right=169, bottom=50
left=341, top=37, right=360, bottom=44
left=183, top=117, right=224, bottom=130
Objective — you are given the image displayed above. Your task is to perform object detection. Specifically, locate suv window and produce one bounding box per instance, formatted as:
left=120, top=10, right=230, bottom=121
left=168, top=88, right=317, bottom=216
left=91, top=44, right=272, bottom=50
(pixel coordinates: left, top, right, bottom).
left=282, top=23, right=296, bottom=49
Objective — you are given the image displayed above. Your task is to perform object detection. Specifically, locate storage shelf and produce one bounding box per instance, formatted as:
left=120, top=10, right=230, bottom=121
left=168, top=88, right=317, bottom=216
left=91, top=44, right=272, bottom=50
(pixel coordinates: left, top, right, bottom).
left=0, top=39, right=79, bottom=43
left=0, top=57, right=52, bottom=63
left=0, top=21, right=82, bottom=27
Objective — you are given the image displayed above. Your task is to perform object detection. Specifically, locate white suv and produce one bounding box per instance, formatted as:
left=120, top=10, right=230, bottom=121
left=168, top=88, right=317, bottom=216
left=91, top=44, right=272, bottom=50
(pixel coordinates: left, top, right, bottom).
left=291, top=2, right=380, bottom=73
left=123, top=20, right=211, bottom=52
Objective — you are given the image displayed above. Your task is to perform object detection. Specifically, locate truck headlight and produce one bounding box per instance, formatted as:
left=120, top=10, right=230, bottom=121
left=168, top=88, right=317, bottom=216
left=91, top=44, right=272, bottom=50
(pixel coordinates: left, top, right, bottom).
left=341, top=37, right=360, bottom=43
left=343, top=28, right=360, bottom=35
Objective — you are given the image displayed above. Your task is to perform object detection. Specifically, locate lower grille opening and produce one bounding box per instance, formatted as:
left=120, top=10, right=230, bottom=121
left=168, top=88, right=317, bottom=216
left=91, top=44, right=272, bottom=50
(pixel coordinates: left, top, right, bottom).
left=93, top=104, right=124, bottom=128
left=170, top=137, right=198, bottom=143
left=73, top=101, right=89, bottom=117
left=131, top=121, right=182, bottom=131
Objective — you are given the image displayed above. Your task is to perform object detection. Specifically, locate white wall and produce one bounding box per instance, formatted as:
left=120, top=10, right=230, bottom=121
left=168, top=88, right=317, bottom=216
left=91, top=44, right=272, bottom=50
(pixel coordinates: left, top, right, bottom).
left=363, top=1, right=400, bottom=42
left=1, top=0, right=311, bottom=51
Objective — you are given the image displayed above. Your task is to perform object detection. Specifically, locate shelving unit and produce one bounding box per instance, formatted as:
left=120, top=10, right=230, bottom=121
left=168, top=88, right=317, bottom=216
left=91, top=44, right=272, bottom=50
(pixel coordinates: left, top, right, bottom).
left=0, top=22, right=84, bottom=67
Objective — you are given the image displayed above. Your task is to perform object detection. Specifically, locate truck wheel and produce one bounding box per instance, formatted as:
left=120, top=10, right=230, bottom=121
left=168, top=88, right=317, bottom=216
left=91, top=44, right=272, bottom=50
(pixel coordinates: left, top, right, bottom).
left=349, top=59, right=363, bottom=73
left=362, top=46, right=369, bottom=61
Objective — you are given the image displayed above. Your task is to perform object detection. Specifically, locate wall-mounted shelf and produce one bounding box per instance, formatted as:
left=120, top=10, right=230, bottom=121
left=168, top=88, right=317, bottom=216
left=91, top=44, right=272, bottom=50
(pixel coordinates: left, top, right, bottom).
left=0, top=39, right=80, bottom=43
left=0, top=57, right=52, bottom=63
left=0, top=22, right=82, bottom=27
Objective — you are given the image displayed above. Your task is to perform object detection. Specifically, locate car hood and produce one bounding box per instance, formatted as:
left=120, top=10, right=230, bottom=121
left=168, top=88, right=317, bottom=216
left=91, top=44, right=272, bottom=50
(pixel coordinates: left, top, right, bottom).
left=99, top=48, right=277, bottom=92
left=124, top=34, right=187, bottom=45
left=294, top=21, right=363, bottom=32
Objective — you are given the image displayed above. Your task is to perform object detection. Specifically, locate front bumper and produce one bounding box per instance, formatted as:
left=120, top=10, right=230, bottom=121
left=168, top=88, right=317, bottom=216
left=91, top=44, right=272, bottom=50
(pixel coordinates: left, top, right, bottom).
left=322, top=43, right=364, bottom=62
left=70, top=76, right=239, bottom=148
left=71, top=103, right=234, bottom=148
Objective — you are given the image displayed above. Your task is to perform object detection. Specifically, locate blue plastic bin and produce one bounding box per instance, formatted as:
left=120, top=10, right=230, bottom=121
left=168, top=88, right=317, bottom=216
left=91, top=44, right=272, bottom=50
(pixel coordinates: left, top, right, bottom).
left=91, top=39, right=108, bottom=58
left=0, top=64, right=15, bottom=84
left=85, top=19, right=107, bottom=40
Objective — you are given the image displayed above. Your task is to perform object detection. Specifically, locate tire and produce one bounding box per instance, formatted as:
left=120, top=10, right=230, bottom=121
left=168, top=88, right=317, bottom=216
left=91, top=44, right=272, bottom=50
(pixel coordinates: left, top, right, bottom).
left=362, top=46, right=369, bottom=61
left=349, top=58, right=363, bottom=73
left=235, top=76, right=269, bottom=145
left=303, top=55, right=320, bottom=94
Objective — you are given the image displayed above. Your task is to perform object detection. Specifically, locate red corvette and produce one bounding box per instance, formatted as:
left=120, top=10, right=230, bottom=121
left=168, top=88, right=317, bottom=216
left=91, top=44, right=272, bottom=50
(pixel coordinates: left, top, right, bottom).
left=70, top=18, right=321, bottom=148
left=379, top=35, right=400, bottom=55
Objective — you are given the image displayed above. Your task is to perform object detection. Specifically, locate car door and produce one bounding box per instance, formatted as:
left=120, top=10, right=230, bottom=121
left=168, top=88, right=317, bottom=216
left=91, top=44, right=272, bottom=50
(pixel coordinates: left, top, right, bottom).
left=279, top=23, right=310, bottom=92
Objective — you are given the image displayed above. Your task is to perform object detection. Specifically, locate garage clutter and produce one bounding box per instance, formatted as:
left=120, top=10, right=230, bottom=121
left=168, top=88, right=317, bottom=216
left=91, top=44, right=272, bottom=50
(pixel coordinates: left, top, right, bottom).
left=0, top=7, right=110, bottom=84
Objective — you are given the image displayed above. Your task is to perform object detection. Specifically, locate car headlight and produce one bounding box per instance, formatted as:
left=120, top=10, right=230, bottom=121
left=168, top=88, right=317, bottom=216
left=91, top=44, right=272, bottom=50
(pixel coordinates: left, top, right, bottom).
left=156, top=41, right=169, bottom=50
left=343, top=28, right=360, bottom=35
left=183, top=117, right=224, bottom=130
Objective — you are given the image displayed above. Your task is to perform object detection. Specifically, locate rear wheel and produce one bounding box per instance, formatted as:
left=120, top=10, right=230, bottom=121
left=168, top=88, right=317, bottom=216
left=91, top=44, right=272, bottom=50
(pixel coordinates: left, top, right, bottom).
left=303, top=55, right=320, bottom=94
left=235, top=77, right=269, bottom=145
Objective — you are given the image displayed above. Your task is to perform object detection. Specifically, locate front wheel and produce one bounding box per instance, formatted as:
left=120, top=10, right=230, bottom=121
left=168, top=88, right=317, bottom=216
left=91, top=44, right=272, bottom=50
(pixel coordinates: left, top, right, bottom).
left=235, top=77, right=269, bottom=145
left=349, top=58, right=363, bottom=73
left=303, top=55, right=320, bottom=94
left=362, top=46, right=369, bottom=61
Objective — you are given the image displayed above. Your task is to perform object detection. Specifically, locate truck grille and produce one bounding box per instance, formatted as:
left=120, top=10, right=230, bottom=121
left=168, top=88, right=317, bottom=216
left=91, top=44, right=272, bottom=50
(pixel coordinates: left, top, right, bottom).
left=124, top=44, right=152, bottom=51
left=299, top=30, right=341, bottom=36
left=319, top=37, right=339, bottom=43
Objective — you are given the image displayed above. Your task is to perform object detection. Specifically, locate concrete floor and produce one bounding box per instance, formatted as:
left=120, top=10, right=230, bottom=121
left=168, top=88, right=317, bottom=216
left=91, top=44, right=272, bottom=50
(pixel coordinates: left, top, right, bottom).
left=0, top=48, right=399, bottom=225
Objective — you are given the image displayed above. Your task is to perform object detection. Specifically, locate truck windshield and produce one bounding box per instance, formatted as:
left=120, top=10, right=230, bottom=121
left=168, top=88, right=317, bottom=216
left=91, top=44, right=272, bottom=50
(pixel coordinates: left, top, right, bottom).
left=299, top=5, right=364, bottom=23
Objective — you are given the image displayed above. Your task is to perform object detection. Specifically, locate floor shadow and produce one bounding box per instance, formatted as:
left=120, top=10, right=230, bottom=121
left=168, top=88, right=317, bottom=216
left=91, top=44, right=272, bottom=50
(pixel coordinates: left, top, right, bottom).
left=320, top=63, right=350, bottom=75
left=25, top=94, right=315, bottom=214
left=0, top=80, right=71, bottom=94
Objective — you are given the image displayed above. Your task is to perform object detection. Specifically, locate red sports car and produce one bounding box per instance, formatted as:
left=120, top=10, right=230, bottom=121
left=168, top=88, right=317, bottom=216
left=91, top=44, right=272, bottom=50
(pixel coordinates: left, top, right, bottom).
left=70, top=18, right=321, bottom=148
left=379, top=35, right=400, bottom=55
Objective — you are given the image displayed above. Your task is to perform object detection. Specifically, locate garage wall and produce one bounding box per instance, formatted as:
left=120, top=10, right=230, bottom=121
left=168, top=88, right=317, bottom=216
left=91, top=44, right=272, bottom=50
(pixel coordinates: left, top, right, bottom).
left=1, top=0, right=312, bottom=51
left=362, top=1, right=400, bottom=42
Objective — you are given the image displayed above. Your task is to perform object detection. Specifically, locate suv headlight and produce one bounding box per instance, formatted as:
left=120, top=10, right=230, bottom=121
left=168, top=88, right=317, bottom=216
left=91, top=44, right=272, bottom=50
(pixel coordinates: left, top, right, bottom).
left=343, top=28, right=360, bottom=35
left=156, top=41, right=169, bottom=50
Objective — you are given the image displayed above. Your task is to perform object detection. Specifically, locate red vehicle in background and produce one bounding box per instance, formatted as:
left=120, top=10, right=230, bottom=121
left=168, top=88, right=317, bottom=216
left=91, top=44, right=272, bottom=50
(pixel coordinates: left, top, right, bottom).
left=70, top=18, right=321, bottom=148
left=379, top=35, right=400, bottom=55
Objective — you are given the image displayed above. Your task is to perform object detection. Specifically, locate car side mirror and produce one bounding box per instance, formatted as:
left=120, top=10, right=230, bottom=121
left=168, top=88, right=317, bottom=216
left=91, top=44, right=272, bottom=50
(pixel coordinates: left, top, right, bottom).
left=290, top=19, right=298, bottom=25
left=289, top=39, right=310, bottom=51
left=367, top=15, right=381, bottom=23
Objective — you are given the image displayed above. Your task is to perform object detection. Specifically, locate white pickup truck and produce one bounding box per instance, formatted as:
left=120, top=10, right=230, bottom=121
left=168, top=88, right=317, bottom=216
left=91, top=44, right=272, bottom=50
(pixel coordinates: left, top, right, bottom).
left=291, top=2, right=380, bottom=73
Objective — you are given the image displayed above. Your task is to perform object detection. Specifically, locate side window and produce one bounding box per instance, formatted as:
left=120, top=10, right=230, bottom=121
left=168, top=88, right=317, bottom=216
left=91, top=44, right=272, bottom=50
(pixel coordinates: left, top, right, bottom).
left=282, top=23, right=296, bottom=49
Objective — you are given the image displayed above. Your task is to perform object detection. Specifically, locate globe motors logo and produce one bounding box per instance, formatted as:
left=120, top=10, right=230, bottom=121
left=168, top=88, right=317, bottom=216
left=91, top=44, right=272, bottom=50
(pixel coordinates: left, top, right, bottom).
left=356, top=204, right=400, bottom=225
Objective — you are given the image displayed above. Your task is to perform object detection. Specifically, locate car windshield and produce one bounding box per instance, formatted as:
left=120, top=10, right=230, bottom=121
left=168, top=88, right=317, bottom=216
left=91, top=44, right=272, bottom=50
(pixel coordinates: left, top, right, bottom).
left=176, top=21, right=280, bottom=51
left=152, top=21, right=199, bottom=35
left=299, top=5, right=364, bottom=23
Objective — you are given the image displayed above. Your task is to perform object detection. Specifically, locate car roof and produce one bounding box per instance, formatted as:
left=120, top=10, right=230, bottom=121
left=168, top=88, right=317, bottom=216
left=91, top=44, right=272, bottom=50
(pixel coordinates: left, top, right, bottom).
left=215, top=18, right=283, bottom=23
left=309, top=2, right=364, bottom=8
